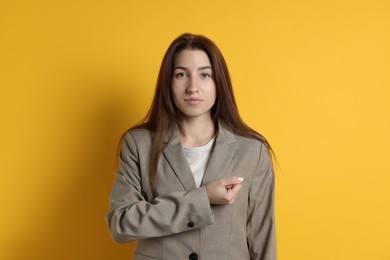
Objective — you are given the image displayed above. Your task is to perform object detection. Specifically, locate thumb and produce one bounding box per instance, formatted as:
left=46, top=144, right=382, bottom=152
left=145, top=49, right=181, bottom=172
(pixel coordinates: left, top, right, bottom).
left=222, top=176, right=244, bottom=187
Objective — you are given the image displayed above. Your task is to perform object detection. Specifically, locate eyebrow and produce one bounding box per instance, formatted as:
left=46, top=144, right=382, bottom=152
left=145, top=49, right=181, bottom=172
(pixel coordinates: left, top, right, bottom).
left=173, top=66, right=212, bottom=71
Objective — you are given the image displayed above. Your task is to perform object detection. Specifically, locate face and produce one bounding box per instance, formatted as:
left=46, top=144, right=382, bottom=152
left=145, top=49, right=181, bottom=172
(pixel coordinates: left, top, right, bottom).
left=171, top=49, right=216, bottom=120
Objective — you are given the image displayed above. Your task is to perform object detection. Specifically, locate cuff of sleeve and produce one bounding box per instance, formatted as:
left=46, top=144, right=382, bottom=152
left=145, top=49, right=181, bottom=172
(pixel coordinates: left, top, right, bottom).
left=187, top=186, right=214, bottom=228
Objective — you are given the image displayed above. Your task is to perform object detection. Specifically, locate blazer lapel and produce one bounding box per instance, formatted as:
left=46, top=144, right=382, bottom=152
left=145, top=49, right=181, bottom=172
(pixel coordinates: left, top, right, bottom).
left=201, top=122, right=237, bottom=185
left=162, top=127, right=197, bottom=191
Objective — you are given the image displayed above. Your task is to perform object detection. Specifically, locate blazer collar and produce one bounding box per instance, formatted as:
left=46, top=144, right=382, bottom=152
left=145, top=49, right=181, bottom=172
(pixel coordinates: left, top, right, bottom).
left=161, top=120, right=237, bottom=190
left=201, top=121, right=237, bottom=186
left=162, top=120, right=236, bottom=144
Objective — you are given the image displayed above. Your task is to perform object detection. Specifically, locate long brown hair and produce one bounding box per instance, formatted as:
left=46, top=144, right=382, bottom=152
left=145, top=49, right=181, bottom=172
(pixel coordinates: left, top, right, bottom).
left=121, top=33, right=274, bottom=197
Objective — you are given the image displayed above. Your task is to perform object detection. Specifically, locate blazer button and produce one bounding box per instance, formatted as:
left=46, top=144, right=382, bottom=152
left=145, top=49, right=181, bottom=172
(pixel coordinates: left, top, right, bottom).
left=187, top=221, right=194, bottom=228
left=189, top=253, right=198, bottom=260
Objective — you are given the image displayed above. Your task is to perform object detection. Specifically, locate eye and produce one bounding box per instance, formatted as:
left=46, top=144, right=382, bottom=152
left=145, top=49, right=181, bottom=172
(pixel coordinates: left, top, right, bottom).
left=200, top=73, right=211, bottom=79
left=175, top=72, right=188, bottom=78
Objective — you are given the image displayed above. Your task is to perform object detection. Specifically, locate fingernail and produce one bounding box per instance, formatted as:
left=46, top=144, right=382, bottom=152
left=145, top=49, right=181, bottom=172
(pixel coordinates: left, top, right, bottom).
left=237, top=177, right=244, bottom=182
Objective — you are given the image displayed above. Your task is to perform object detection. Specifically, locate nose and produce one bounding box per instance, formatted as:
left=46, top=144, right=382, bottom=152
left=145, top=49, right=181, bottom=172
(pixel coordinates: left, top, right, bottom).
left=186, top=77, right=199, bottom=94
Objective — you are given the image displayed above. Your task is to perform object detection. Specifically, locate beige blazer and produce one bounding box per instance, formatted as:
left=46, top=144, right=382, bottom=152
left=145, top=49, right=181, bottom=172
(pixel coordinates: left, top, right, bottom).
left=106, top=122, right=276, bottom=260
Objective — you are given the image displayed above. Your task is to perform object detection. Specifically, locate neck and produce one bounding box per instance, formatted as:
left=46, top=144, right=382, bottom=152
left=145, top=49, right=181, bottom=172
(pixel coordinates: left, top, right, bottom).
left=178, top=117, right=216, bottom=148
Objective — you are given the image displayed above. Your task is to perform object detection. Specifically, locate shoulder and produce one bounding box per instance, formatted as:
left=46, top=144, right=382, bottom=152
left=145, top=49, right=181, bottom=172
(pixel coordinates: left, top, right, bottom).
left=122, top=128, right=153, bottom=149
left=234, top=134, right=263, bottom=148
left=234, top=134, right=268, bottom=158
left=125, top=128, right=152, bottom=140
left=219, top=122, right=265, bottom=151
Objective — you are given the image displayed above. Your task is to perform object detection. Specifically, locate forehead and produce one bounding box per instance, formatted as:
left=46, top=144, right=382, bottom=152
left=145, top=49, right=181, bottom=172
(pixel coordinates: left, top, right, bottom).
left=173, top=49, right=211, bottom=67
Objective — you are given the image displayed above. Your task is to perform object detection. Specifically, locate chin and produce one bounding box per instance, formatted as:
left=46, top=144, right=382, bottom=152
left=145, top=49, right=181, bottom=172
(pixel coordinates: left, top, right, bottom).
left=181, top=111, right=211, bottom=119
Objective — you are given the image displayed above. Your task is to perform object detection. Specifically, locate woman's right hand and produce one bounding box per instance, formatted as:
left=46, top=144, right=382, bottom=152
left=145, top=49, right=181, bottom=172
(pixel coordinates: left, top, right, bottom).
left=205, top=176, right=244, bottom=205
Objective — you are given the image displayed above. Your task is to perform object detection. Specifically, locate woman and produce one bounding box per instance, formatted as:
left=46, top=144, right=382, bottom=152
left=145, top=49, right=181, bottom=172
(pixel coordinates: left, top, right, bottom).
left=106, top=33, right=276, bottom=260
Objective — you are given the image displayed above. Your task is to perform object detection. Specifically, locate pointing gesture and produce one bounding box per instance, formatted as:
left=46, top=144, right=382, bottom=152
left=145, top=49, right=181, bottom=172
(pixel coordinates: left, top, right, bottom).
left=205, top=176, right=244, bottom=205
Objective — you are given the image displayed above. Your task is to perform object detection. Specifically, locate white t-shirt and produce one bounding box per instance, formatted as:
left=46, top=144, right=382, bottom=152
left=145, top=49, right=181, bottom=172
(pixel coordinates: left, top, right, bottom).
left=183, top=138, right=215, bottom=188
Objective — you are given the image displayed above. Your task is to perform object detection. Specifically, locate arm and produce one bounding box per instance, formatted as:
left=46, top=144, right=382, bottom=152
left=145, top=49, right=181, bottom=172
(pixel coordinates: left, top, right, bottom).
left=106, top=132, right=214, bottom=243
left=247, top=144, right=277, bottom=260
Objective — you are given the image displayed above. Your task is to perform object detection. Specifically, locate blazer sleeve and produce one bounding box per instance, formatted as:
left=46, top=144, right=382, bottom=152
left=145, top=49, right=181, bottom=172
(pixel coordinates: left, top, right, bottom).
left=247, top=144, right=277, bottom=260
left=106, top=132, right=214, bottom=243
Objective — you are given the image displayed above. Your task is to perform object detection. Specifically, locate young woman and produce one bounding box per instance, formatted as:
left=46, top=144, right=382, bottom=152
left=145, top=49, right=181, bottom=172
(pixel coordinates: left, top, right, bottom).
left=106, top=33, right=276, bottom=260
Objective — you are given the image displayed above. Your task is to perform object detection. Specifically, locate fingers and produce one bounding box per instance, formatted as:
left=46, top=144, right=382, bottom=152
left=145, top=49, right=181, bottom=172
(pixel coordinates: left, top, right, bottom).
left=228, top=181, right=243, bottom=194
left=220, top=176, right=244, bottom=187
left=225, top=182, right=243, bottom=204
left=206, top=176, right=244, bottom=205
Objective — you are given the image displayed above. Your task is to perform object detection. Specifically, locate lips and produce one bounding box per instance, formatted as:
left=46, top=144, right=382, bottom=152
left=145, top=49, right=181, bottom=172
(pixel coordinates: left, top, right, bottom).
left=184, top=98, right=203, bottom=104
